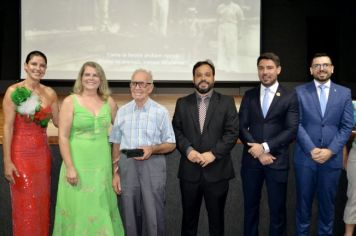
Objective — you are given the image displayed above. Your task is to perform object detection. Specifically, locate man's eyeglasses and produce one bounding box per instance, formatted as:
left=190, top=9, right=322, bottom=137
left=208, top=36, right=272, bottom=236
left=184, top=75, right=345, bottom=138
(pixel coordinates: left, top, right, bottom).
left=312, top=63, right=332, bottom=70
left=130, top=81, right=152, bottom=88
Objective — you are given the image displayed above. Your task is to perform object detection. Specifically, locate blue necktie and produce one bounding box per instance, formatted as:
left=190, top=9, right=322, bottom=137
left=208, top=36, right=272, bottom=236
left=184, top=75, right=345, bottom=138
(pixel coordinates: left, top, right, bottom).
left=262, top=88, right=270, bottom=118
left=319, top=84, right=327, bottom=117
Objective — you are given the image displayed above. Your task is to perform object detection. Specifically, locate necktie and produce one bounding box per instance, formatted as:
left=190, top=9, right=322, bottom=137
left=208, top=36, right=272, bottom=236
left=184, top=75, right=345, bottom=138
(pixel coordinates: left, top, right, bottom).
left=319, top=84, right=327, bottom=117
left=262, top=88, right=270, bottom=118
left=199, top=96, right=207, bottom=133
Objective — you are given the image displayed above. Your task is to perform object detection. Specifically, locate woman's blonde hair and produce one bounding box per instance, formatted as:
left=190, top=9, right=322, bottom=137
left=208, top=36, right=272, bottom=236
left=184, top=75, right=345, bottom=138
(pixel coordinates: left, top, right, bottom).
left=73, top=61, right=111, bottom=100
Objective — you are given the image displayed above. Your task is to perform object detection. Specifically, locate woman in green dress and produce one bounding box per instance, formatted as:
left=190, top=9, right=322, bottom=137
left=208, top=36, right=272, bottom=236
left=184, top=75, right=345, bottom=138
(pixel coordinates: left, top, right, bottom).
left=53, top=61, right=124, bottom=235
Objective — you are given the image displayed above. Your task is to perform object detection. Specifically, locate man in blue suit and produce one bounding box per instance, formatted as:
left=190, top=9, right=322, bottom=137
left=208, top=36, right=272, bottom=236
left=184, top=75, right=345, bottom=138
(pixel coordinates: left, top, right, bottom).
left=294, top=53, right=354, bottom=235
left=239, top=52, right=299, bottom=236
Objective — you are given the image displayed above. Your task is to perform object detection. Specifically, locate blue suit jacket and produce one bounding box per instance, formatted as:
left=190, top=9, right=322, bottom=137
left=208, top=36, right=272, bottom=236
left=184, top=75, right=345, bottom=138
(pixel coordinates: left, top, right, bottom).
left=239, top=84, right=299, bottom=170
left=294, top=81, right=353, bottom=169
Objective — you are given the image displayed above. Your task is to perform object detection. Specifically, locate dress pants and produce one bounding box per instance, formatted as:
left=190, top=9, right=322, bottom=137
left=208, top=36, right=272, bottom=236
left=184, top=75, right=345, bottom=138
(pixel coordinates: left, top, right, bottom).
left=295, top=164, right=341, bottom=236
left=241, top=166, right=288, bottom=236
left=180, top=178, right=229, bottom=236
left=119, top=154, right=166, bottom=236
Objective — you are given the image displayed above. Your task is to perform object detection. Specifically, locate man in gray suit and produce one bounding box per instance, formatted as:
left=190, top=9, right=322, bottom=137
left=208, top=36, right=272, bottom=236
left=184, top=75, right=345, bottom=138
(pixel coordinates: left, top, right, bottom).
left=110, top=68, right=176, bottom=236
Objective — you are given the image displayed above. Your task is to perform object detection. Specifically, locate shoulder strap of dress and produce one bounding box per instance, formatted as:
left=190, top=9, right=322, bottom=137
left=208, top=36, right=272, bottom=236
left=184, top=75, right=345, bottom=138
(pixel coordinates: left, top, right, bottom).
left=102, top=99, right=110, bottom=113
left=71, top=94, right=79, bottom=107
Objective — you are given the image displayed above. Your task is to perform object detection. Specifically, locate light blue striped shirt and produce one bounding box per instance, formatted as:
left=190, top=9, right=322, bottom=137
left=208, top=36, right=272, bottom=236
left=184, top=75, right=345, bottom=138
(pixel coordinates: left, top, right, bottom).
left=109, top=98, right=176, bottom=149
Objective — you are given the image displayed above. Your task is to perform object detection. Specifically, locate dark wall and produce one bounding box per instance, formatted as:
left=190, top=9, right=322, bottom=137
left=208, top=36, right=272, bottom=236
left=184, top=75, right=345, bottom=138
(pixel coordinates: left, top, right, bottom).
left=0, top=0, right=20, bottom=83
left=1, top=0, right=356, bottom=94
left=260, top=0, right=356, bottom=86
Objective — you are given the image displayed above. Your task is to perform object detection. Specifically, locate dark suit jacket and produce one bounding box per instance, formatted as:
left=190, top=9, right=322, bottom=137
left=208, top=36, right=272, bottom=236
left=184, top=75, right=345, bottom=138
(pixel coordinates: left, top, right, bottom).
left=172, top=91, right=239, bottom=182
left=294, top=81, right=353, bottom=169
left=239, top=84, right=299, bottom=170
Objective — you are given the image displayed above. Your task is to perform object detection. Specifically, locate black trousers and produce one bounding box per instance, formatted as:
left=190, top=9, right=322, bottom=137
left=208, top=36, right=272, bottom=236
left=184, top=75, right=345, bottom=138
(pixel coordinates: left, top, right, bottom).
left=180, top=178, right=229, bottom=236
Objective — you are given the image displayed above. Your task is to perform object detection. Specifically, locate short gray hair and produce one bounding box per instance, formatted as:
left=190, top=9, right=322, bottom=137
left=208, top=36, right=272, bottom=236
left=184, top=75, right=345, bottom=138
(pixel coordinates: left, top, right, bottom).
left=131, top=68, right=153, bottom=83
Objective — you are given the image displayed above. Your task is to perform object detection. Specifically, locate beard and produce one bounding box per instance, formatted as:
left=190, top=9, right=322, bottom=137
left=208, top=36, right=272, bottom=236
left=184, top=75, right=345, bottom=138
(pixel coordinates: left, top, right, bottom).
left=194, top=80, right=214, bottom=94
left=314, top=76, right=331, bottom=82
left=313, top=74, right=331, bottom=83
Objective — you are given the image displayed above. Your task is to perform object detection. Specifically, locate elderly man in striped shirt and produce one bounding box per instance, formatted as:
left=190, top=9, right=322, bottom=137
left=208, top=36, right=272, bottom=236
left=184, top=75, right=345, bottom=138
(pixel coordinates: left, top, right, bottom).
left=110, top=68, right=176, bottom=236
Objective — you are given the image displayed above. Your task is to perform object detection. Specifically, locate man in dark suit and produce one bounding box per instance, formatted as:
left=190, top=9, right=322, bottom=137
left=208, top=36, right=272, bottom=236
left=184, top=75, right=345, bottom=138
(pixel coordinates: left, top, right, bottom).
left=239, top=52, right=299, bottom=236
left=172, top=60, right=239, bottom=236
left=294, top=53, right=353, bottom=236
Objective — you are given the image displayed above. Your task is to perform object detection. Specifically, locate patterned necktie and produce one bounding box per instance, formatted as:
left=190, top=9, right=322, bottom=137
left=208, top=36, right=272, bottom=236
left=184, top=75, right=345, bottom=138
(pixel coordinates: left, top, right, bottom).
left=199, top=96, right=207, bottom=133
left=319, top=84, right=327, bottom=117
left=262, top=88, right=270, bottom=118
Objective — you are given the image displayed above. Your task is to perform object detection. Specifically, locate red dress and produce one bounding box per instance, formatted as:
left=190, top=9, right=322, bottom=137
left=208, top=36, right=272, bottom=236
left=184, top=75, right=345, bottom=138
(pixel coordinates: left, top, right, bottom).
left=10, top=113, right=51, bottom=236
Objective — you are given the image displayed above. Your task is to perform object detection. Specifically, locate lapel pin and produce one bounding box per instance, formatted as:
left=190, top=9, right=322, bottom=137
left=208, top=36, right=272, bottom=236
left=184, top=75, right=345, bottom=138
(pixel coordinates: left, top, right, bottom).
left=276, top=92, right=281, bottom=96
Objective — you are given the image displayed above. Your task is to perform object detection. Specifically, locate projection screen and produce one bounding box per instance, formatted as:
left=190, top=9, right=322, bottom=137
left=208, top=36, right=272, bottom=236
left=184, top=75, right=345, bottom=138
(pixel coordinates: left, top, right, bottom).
left=21, top=0, right=260, bottom=81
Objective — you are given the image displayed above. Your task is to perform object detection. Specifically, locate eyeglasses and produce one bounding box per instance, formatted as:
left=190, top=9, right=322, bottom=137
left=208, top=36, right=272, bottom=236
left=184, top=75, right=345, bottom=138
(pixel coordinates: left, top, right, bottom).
left=130, top=81, right=152, bottom=88
left=312, top=63, right=332, bottom=70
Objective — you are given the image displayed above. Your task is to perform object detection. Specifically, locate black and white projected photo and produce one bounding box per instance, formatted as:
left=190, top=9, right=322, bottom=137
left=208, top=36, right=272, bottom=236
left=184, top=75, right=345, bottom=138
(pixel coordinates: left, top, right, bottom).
left=21, top=0, right=260, bottom=81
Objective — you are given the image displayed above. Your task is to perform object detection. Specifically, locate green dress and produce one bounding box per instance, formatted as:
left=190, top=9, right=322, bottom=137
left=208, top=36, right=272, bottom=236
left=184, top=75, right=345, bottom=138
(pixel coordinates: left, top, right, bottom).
left=53, top=95, right=124, bottom=236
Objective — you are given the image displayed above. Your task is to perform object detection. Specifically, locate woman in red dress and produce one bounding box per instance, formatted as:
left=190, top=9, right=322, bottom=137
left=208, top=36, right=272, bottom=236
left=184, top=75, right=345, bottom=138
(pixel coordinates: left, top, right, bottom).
left=2, top=51, right=59, bottom=236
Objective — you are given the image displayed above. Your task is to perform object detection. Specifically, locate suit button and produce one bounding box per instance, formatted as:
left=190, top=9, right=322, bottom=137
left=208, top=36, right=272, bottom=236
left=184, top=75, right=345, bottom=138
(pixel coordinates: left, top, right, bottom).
left=322, top=125, right=325, bottom=127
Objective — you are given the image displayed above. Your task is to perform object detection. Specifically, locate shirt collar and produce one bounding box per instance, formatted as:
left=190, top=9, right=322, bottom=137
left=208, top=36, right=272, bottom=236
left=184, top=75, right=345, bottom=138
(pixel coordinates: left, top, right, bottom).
left=260, top=81, right=279, bottom=94
left=195, top=89, right=213, bottom=101
left=314, top=79, right=331, bottom=89
left=134, top=97, right=152, bottom=111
